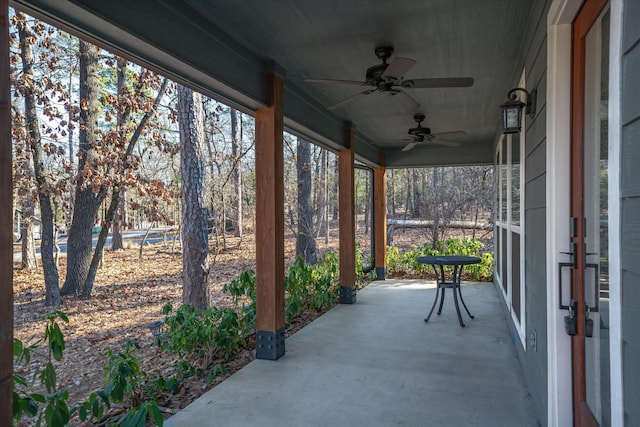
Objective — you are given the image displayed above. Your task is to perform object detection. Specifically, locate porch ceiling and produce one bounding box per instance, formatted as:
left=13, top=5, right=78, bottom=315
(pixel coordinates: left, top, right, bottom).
left=11, top=0, right=534, bottom=168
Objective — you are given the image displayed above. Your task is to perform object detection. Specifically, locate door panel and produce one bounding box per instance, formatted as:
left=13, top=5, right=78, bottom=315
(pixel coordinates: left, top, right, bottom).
left=571, top=1, right=610, bottom=426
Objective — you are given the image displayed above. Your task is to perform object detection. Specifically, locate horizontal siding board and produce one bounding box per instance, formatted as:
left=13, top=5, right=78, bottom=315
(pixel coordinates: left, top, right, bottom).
left=622, top=2, right=640, bottom=424
left=623, top=0, right=640, bottom=53
left=526, top=139, right=546, bottom=183
left=621, top=119, right=640, bottom=198
left=526, top=34, right=547, bottom=90
left=525, top=208, right=547, bottom=425
left=621, top=45, right=640, bottom=125
left=622, top=269, right=640, bottom=424
left=521, top=0, right=550, bottom=73
left=623, top=336, right=640, bottom=424
left=526, top=102, right=547, bottom=158
left=525, top=174, right=546, bottom=210
left=621, top=197, right=640, bottom=275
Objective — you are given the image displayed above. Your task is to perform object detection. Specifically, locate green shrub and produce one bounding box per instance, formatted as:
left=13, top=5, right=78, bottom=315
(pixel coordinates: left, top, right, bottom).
left=77, top=340, right=164, bottom=426
left=385, top=238, right=494, bottom=281
left=160, top=303, right=247, bottom=370
left=13, top=310, right=71, bottom=427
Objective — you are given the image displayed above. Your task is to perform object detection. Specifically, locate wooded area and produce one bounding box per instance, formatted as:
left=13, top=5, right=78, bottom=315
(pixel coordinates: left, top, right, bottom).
left=10, top=13, right=494, bottom=305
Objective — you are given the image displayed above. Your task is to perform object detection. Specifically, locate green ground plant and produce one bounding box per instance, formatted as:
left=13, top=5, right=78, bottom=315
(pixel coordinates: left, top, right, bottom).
left=13, top=310, right=71, bottom=427
left=11, top=249, right=373, bottom=426
left=76, top=340, right=163, bottom=426
left=385, top=237, right=494, bottom=281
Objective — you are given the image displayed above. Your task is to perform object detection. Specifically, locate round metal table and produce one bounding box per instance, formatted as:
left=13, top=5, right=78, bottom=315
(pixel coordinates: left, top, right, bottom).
left=417, top=255, right=481, bottom=327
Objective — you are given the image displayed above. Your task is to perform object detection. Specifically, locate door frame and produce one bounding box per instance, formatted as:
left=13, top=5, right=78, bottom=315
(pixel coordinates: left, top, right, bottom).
left=570, top=1, right=608, bottom=424
left=546, top=0, right=623, bottom=426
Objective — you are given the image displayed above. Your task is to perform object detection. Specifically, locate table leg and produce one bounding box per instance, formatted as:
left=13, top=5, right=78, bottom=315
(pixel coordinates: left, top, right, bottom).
left=424, top=264, right=442, bottom=324
left=456, top=265, right=475, bottom=319
left=436, top=265, right=446, bottom=315
left=452, top=266, right=465, bottom=327
left=424, top=287, right=440, bottom=324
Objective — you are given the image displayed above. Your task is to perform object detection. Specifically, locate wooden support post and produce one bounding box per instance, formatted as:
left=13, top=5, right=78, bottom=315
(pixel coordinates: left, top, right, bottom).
left=254, top=71, right=285, bottom=360
left=373, top=166, right=387, bottom=280
left=0, top=0, right=13, bottom=423
left=338, top=128, right=356, bottom=303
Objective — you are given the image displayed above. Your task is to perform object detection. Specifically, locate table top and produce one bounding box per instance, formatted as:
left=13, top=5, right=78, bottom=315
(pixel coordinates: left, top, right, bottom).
left=416, top=255, right=481, bottom=266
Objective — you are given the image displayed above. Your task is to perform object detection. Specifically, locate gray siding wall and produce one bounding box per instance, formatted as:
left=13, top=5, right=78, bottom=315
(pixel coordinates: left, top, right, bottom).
left=498, top=1, right=550, bottom=425
left=621, top=1, right=640, bottom=424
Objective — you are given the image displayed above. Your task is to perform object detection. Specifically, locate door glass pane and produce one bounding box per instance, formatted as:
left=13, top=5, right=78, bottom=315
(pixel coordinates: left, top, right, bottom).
left=501, top=138, right=508, bottom=222
left=511, top=232, right=521, bottom=321
left=501, top=228, right=508, bottom=294
left=511, top=134, right=521, bottom=226
left=584, top=8, right=610, bottom=426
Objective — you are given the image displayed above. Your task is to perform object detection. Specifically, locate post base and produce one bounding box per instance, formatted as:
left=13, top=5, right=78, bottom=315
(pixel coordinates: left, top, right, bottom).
left=340, top=286, right=356, bottom=304
left=256, top=328, right=285, bottom=360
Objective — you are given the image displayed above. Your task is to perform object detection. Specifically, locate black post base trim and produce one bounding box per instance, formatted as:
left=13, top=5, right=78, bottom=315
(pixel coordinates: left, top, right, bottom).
left=256, top=327, right=285, bottom=360
left=340, top=285, right=356, bottom=304
left=374, top=267, right=386, bottom=280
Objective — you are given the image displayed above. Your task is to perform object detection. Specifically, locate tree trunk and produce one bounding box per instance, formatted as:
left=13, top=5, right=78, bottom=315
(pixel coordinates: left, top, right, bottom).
left=231, top=108, right=243, bottom=237
left=296, top=137, right=317, bottom=264
left=364, top=172, right=370, bottom=234
left=19, top=194, right=36, bottom=269
left=389, top=169, right=397, bottom=217
left=431, top=167, right=442, bottom=247
left=316, top=149, right=328, bottom=237
left=81, top=73, right=168, bottom=298
left=412, top=169, right=421, bottom=217
left=331, top=155, right=339, bottom=221
left=111, top=191, right=124, bottom=250
left=61, top=40, right=104, bottom=296
left=178, top=84, right=210, bottom=310
left=403, top=169, right=412, bottom=220
left=111, top=59, right=127, bottom=251
left=18, top=13, right=60, bottom=304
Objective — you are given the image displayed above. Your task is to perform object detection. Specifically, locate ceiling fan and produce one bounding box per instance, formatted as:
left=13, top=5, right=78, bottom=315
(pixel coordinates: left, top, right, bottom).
left=305, top=46, right=474, bottom=110
left=401, top=114, right=464, bottom=151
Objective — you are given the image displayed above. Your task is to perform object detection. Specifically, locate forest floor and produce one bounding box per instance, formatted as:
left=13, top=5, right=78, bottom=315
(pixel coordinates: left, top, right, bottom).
left=12, top=226, right=491, bottom=425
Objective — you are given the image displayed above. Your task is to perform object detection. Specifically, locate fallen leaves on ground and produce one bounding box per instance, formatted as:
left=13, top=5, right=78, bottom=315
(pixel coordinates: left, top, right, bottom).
left=12, top=226, right=486, bottom=425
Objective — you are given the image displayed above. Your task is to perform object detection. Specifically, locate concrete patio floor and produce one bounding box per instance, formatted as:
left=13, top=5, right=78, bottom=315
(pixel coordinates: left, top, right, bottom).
left=165, top=280, right=539, bottom=427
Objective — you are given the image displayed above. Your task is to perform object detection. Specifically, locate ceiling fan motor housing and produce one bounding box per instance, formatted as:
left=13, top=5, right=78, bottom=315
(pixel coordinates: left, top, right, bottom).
left=408, top=114, right=430, bottom=136
left=366, top=64, right=389, bottom=85
left=409, top=126, right=431, bottom=136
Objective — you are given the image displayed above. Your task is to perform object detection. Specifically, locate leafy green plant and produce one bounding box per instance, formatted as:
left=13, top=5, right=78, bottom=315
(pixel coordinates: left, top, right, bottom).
left=222, top=269, right=257, bottom=334
left=385, top=238, right=494, bottom=281
left=160, top=303, right=248, bottom=370
left=309, top=252, right=340, bottom=310
left=77, top=340, right=163, bottom=426
left=116, top=401, right=164, bottom=427
left=283, top=253, right=341, bottom=323
left=284, top=257, right=314, bottom=323
left=13, top=310, right=71, bottom=427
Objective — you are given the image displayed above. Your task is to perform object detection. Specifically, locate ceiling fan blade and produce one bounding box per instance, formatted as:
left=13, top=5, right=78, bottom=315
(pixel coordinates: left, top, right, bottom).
left=305, top=78, right=367, bottom=86
left=402, top=141, right=418, bottom=151
left=391, top=89, right=420, bottom=110
left=432, top=130, right=466, bottom=138
left=400, top=77, right=474, bottom=89
left=326, top=89, right=375, bottom=110
left=434, top=139, right=461, bottom=147
left=382, top=57, right=416, bottom=81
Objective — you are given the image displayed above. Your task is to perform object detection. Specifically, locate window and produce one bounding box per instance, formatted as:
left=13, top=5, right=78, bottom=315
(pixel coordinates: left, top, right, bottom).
left=495, top=73, right=526, bottom=345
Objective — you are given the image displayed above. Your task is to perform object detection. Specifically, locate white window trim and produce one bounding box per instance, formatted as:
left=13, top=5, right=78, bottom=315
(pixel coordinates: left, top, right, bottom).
left=608, top=2, right=623, bottom=425
left=495, top=86, right=526, bottom=347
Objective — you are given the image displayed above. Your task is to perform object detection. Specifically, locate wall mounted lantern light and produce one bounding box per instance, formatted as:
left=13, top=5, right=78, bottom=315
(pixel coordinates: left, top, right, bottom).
left=499, top=87, right=537, bottom=134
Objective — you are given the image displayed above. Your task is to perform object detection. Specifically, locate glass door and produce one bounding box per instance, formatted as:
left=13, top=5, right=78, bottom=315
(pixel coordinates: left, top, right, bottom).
left=571, top=1, right=610, bottom=425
